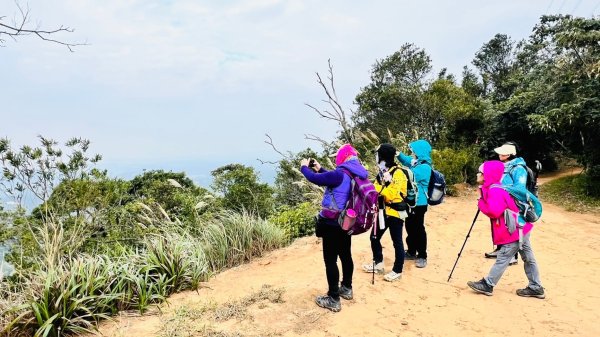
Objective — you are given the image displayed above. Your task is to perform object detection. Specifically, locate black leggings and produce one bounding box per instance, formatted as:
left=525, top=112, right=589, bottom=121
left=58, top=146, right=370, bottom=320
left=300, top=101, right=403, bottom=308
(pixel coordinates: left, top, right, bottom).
left=370, top=216, right=404, bottom=273
left=405, top=205, right=428, bottom=259
left=318, top=218, right=353, bottom=300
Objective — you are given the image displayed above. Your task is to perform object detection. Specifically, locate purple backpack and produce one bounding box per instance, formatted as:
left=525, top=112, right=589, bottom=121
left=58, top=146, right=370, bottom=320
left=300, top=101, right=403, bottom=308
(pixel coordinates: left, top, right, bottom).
left=341, top=170, right=379, bottom=235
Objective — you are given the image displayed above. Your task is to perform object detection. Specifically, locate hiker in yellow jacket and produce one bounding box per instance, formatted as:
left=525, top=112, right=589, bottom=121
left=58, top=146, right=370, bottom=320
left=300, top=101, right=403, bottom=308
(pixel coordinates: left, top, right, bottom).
left=362, top=143, right=408, bottom=282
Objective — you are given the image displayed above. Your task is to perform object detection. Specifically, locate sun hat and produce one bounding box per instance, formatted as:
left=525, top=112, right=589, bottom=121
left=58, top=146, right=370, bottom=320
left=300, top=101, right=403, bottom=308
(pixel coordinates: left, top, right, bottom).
left=494, top=143, right=517, bottom=156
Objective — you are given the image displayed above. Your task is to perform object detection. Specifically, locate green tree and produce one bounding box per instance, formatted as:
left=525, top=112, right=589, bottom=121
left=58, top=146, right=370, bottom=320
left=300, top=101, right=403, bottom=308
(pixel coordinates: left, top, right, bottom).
left=472, top=34, right=518, bottom=101
left=211, top=164, right=274, bottom=217
left=353, top=43, right=433, bottom=140
left=129, top=170, right=212, bottom=220
left=423, top=79, right=485, bottom=148
left=515, top=15, right=600, bottom=194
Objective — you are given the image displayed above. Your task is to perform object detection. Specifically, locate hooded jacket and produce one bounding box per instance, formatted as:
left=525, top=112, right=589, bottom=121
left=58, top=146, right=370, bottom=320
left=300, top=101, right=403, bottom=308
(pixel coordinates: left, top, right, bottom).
left=301, top=158, right=369, bottom=225
left=503, top=157, right=528, bottom=189
left=478, top=160, right=533, bottom=245
left=397, top=139, right=432, bottom=207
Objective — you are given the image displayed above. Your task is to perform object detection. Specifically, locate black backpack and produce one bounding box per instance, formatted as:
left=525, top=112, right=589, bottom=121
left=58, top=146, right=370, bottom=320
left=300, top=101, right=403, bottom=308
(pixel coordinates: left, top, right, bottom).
left=511, top=164, right=538, bottom=196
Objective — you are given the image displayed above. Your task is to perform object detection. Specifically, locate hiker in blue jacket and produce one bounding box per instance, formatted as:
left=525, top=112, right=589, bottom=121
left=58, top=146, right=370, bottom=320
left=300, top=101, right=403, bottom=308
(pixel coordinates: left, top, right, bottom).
left=300, top=143, right=369, bottom=313
left=397, top=139, right=432, bottom=268
left=484, top=142, right=529, bottom=265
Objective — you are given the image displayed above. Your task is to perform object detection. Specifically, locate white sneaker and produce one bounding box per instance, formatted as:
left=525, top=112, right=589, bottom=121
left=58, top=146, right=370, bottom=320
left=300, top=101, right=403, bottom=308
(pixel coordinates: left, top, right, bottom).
left=362, top=262, right=384, bottom=274
left=384, top=271, right=402, bottom=282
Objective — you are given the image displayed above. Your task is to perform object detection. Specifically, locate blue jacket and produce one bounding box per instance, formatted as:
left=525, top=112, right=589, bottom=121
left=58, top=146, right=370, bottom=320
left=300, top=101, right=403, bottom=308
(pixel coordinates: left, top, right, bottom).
left=397, top=140, right=432, bottom=207
left=301, top=159, right=369, bottom=224
left=502, top=157, right=528, bottom=190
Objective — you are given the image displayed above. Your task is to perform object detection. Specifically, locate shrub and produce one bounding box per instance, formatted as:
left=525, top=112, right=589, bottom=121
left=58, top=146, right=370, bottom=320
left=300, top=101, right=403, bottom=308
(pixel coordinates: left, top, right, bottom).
left=431, top=146, right=482, bottom=195
left=269, top=202, right=318, bottom=240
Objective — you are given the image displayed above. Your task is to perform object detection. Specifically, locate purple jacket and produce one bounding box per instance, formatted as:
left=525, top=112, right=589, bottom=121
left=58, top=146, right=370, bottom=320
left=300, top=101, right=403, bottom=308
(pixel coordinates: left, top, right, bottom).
left=301, top=159, right=369, bottom=223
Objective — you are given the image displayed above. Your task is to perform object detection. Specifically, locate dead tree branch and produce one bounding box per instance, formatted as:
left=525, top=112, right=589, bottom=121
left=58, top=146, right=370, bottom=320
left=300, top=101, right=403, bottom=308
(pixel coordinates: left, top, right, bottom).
left=304, top=133, right=331, bottom=150
left=0, top=2, right=85, bottom=51
left=257, top=133, right=292, bottom=165
left=304, top=59, right=354, bottom=144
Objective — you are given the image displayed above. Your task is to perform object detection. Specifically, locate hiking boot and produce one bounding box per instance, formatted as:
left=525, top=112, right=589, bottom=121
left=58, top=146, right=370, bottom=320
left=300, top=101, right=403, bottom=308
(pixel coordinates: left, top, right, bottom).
left=383, top=271, right=402, bottom=282
left=485, top=248, right=499, bottom=259
left=516, top=287, right=545, bottom=299
left=415, top=258, right=427, bottom=268
left=467, top=278, right=493, bottom=296
left=404, top=250, right=417, bottom=260
left=362, top=262, right=384, bottom=274
left=315, top=295, right=341, bottom=312
left=509, top=255, right=518, bottom=266
left=338, top=285, right=353, bottom=300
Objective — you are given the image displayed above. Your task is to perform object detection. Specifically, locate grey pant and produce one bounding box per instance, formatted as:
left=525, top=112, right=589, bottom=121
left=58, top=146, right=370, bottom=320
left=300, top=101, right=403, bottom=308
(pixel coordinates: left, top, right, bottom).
left=484, top=233, right=543, bottom=291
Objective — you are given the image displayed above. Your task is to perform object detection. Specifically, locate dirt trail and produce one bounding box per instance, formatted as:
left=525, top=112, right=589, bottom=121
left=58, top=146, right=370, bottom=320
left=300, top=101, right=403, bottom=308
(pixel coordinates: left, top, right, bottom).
left=93, top=174, right=600, bottom=337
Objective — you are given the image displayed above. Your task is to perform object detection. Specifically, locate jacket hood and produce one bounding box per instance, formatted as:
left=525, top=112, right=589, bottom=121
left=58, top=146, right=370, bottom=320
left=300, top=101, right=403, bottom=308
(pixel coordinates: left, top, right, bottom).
left=482, top=160, right=505, bottom=188
left=505, top=157, right=526, bottom=170
left=338, top=159, right=368, bottom=179
left=409, top=140, right=432, bottom=164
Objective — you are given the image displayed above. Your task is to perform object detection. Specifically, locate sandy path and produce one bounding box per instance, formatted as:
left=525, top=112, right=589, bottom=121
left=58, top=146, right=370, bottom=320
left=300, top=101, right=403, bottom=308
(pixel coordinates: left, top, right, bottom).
left=92, top=183, right=600, bottom=337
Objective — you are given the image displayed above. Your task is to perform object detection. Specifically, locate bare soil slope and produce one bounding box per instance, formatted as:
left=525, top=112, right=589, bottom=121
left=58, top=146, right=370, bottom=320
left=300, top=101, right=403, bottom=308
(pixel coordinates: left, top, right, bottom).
left=93, top=172, right=600, bottom=337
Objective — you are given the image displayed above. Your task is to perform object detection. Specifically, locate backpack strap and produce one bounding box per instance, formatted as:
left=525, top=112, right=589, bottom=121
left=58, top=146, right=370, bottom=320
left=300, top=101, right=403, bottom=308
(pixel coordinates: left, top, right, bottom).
left=326, top=169, right=351, bottom=212
left=376, top=166, right=398, bottom=194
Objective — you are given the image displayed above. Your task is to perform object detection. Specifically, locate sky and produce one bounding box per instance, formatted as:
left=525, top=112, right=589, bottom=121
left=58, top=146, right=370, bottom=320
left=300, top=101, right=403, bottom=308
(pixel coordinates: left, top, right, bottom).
left=1, top=0, right=599, bottom=189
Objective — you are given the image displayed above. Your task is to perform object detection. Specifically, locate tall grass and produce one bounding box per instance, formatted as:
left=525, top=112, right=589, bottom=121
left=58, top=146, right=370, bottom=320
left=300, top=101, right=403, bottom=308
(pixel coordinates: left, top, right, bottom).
left=1, top=211, right=286, bottom=337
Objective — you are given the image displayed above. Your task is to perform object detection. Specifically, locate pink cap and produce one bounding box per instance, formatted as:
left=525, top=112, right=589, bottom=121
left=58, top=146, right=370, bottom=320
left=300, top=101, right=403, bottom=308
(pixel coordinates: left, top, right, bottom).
left=335, top=144, right=358, bottom=166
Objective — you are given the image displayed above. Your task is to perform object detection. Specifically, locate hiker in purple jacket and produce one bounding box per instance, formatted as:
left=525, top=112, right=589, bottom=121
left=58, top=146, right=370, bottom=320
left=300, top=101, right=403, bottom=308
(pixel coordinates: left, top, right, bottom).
left=300, top=143, right=369, bottom=313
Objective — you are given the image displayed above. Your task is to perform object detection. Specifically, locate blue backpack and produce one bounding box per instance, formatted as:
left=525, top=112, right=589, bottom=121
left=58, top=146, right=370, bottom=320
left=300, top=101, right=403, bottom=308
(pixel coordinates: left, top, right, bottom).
left=426, top=165, right=446, bottom=206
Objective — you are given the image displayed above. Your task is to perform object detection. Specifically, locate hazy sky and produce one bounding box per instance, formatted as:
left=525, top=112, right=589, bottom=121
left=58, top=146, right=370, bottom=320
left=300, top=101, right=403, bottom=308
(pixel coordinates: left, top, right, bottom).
left=1, top=0, right=598, bottom=186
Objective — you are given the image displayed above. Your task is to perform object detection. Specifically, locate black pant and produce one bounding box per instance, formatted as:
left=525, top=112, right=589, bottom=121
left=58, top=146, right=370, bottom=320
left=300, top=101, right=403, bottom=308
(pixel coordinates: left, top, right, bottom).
left=370, top=216, right=404, bottom=273
left=405, top=205, right=428, bottom=259
left=318, top=218, right=353, bottom=300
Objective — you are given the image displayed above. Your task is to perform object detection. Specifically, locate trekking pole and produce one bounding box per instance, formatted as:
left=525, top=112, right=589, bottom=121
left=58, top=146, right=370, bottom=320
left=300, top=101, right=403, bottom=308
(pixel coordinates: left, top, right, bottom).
left=372, top=260, right=375, bottom=285
left=447, top=209, right=480, bottom=282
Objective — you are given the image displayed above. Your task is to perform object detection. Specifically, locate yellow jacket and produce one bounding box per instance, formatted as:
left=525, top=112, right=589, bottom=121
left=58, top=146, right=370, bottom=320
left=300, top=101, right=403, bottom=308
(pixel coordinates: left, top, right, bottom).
left=374, top=166, right=408, bottom=219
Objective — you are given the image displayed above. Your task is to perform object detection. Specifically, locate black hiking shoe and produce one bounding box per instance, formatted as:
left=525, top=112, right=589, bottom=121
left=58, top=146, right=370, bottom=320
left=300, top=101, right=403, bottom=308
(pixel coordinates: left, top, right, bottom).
left=516, top=287, right=545, bottom=299
left=485, top=248, right=500, bottom=259
left=467, top=278, right=493, bottom=296
left=315, top=295, right=341, bottom=312
left=339, top=285, right=353, bottom=300
left=404, top=250, right=417, bottom=260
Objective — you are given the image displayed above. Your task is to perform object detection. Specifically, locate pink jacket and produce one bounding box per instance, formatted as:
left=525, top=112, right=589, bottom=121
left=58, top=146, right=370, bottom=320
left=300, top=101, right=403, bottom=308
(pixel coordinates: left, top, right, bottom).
left=478, top=161, right=533, bottom=245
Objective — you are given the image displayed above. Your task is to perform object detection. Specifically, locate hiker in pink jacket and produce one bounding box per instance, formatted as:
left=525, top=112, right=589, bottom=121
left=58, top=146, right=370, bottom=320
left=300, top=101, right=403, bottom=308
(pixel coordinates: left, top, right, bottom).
left=467, top=160, right=545, bottom=299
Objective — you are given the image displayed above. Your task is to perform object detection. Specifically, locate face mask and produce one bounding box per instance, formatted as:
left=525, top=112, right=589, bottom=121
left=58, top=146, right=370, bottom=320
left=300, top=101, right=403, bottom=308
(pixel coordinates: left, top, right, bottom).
left=378, top=161, right=387, bottom=171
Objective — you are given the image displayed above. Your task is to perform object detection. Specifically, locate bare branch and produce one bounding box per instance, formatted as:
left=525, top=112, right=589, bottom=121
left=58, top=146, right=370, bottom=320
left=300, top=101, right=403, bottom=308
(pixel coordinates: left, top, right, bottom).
left=304, top=133, right=330, bottom=149
left=0, top=2, right=85, bottom=51
left=256, top=158, right=278, bottom=165
left=258, top=133, right=293, bottom=165
left=264, top=133, right=289, bottom=159
left=304, top=103, right=339, bottom=121
left=306, top=60, right=355, bottom=144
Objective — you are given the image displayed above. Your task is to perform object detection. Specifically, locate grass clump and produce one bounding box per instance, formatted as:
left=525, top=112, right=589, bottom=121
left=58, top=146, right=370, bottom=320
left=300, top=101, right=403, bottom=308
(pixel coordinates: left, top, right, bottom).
left=540, top=173, right=600, bottom=213
left=214, top=285, right=285, bottom=322
left=1, top=214, right=287, bottom=337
